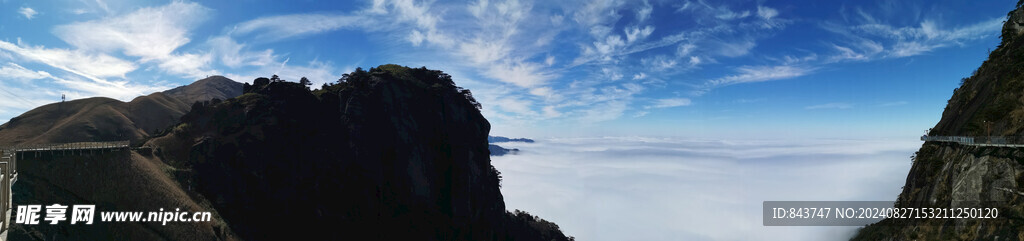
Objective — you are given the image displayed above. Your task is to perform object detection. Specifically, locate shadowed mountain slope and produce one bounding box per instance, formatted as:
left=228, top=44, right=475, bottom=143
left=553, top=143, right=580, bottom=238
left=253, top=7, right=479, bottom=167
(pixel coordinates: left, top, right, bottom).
left=144, top=65, right=572, bottom=240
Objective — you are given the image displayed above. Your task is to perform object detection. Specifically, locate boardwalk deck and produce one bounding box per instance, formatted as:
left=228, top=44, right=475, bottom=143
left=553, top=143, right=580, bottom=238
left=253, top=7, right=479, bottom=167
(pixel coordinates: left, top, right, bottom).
left=922, top=135, right=1024, bottom=147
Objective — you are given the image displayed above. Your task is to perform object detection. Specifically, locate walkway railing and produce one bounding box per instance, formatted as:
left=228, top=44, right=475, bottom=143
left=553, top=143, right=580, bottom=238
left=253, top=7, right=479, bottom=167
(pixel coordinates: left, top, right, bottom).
left=8, top=141, right=130, bottom=152
left=921, top=135, right=1024, bottom=147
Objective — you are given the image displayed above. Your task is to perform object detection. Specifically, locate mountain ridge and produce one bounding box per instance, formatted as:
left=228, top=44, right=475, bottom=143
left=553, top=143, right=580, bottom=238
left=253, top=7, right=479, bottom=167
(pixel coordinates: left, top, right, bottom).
left=0, top=76, right=243, bottom=146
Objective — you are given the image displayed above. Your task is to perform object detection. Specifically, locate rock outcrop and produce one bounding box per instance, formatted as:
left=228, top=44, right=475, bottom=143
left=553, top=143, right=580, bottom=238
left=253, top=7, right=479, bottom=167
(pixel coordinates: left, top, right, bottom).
left=144, top=65, right=571, bottom=240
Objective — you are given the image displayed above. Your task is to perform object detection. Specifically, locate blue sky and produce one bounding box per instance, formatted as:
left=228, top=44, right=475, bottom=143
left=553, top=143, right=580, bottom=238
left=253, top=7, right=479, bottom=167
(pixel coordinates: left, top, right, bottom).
left=0, top=0, right=1015, bottom=139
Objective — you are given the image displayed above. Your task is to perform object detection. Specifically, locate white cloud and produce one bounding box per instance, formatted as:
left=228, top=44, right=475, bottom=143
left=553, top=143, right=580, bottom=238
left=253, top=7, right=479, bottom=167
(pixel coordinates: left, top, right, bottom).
left=233, top=13, right=368, bottom=41
left=0, top=63, right=51, bottom=82
left=387, top=0, right=442, bottom=30
left=55, top=2, right=208, bottom=61
left=641, top=55, right=678, bottom=71
left=208, top=36, right=276, bottom=68
left=485, top=60, right=553, bottom=88
left=50, top=75, right=171, bottom=101
left=19, top=7, right=37, bottom=19
left=831, top=17, right=1004, bottom=59
left=879, top=101, right=908, bottom=107
left=805, top=102, right=853, bottom=110
left=157, top=53, right=214, bottom=78
left=53, top=1, right=213, bottom=76
left=646, top=98, right=692, bottom=109
left=625, top=25, right=654, bottom=43
left=579, top=100, right=628, bottom=123
left=529, top=87, right=554, bottom=97
left=757, top=6, right=778, bottom=21
left=636, top=0, right=653, bottom=22
left=572, top=0, right=624, bottom=31
left=715, top=9, right=750, bottom=20
left=0, top=40, right=137, bottom=81
left=704, top=65, right=812, bottom=89
left=688, top=56, right=702, bottom=66
left=601, top=68, right=623, bottom=81
left=94, top=0, right=112, bottom=14
left=542, top=105, right=562, bottom=118
left=494, top=96, right=538, bottom=116
left=830, top=44, right=868, bottom=61
left=593, top=34, right=626, bottom=56
left=632, top=72, right=647, bottom=80
left=676, top=43, right=696, bottom=57
left=715, top=38, right=756, bottom=57
left=210, top=0, right=794, bottom=125
left=368, top=0, right=388, bottom=14
left=408, top=30, right=425, bottom=46
left=678, top=1, right=751, bottom=21
left=460, top=38, right=511, bottom=64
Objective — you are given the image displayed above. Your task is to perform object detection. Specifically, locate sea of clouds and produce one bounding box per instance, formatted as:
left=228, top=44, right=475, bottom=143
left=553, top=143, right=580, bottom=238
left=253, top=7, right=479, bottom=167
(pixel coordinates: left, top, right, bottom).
left=491, top=137, right=921, bottom=241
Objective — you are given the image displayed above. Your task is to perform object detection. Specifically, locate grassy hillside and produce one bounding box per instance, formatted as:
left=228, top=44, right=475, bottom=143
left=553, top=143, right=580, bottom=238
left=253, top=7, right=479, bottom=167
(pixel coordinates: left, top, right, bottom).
left=0, top=76, right=242, bottom=146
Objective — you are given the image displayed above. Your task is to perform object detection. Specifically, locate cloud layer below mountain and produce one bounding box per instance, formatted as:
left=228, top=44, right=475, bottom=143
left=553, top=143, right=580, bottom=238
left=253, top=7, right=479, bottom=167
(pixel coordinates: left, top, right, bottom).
left=492, top=137, right=918, bottom=241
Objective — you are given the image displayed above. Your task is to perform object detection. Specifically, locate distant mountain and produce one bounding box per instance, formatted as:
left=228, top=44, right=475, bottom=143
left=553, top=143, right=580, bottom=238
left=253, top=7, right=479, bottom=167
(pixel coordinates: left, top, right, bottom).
left=489, top=144, right=519, bottom=156
left=487, top=136, right=530, bottom=156
left=488, top=136, right=535, bottom=143
left=163, top=75, right=243, bottom=105
left=0, top=76, right=242, bottom=146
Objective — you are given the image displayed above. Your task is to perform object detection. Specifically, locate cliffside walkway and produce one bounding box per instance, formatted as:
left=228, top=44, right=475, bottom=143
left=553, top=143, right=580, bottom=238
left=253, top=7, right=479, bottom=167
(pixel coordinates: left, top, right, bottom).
left=921, top=135, right=1024, bottom=147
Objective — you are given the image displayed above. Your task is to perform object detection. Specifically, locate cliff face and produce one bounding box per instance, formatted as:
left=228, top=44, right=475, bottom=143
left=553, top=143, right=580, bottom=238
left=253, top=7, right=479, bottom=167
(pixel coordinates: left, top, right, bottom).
left=853, top=3, right=1024, bottom=240
left=145, top=65, right=571, bottom=240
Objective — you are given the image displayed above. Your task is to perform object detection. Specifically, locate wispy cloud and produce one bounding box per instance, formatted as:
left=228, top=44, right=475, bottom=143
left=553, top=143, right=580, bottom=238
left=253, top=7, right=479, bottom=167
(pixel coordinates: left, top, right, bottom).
left=805, top=102, right=853, bottom=110
left=636, top=0, right=653, bottom=22
left=53, top=1, right=214, bottom=77
left=0, top=63, right=51, bottom=83
left=879, top=101, right=908, bottom=107
left=646, top=98, right=692, bottom=109
left=207, top=36, right=276, bottom=69
left=19, top=7, right=38, bottom=19
left=703, top=65, right=813, bottom=90
left=232, top=14, right=369, bottom=41
left=0, top=40, right=137, bottom=81
left=824, top=15, right=1003, bottom=60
